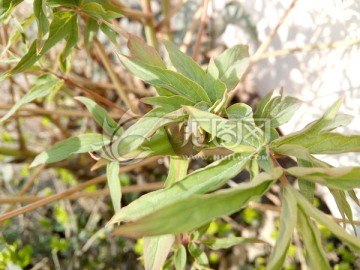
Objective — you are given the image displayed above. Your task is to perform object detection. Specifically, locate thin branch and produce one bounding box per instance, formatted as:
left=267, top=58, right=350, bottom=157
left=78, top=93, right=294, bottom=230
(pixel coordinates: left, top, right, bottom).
left=0, top=103, right=123, bottom=118
left=0, top=146, right=37, bottom=158
left=140, top=0, right=158, bottom=49
left=0, top=182, right=163, bottom=204
left=93, top=38, right=133, bottom=111
left=253, top=38, right=360, bottom=61
left=43, top=68, right=128, bottom=114
left=0, top=157, right=160, bottom=222
left=252, top=0, right=299, bottom=60
left=192, top=0, right=209, bottom=62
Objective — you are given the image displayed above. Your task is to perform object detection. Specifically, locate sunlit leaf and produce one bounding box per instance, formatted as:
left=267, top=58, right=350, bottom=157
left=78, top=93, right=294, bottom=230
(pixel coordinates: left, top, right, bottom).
left=143, top=235, right=174, bottom=270
left=142, top=95, right=195, bottom=110
left=287, top=166, right=360, bottom=190
left=174, top=245, right=187, bottom=270
left=188, top=242, right=209, bottom=266
left=117, top=54, right=211, bottom=104
left=207, top=45, right=249, bottom=90
left=108, top=152, right=255, bottom=224
left=34, top=0, right=49, bottom=53
left=111, top=170, right=281, bottom=237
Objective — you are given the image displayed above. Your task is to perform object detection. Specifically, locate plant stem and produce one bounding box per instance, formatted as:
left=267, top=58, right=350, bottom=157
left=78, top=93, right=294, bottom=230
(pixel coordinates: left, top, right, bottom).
left=93, top=38, right=133, bottom=111
left=270, top=156, right=289, bottom=186
left=192, top=0, right=209, bottom=62
left=0, top=182, right=163, bottom=204
left=140, top=0, right=158, bottom=49
left=0, top=157, right=160, bottom=222
left=0, top=147, right=37, bottom=158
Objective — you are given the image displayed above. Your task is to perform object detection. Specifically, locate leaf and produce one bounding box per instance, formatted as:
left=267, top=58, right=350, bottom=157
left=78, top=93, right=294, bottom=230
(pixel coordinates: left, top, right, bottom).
left=163, top=40, right=226, bottom=101
left=47, top=0, right=80, bottom=7
left=99, top=23, right=117, bottom=45
left=81, top=2, right=121, bottom=20
left=141, top=95, right=195, bottom=110
left=108, top=152, right=255, bottom=224
left=287, top=166, right=360, bottom=190
left=226, top=103, right=253, bottom=120
left=34, top=0, right=49, bottom=54
left=297, top=159, right=315, bottom=202
left=75, top=96, right=122, bottom=136
left=30, top=134, right=110, bottom=167
left=117, top=54, right=211, bottom=104
left=111, top=170, right=281, bottom=237
left=297, top=207, right=331, bottom=269
left=0, top=0, right=23, bottom=20
left=260, top=95, right=302, bottom=128
left=84, top=18, right=99, bottom=47
left=174, top=245, right=187, bottom=270
left=188, top=242, right=209, bottom=266
left=58, top=12, right=78, bottom=72
left=106, top=161, right=121, bottom=213
left=291, top=187, right=360, bottom=252
left=110, top=108, right=185, bottom=158
left=128, top=35, right=165, bottom=68
left=201, top=237, right=266, bottom=250
left=254, top=90, right=274, bottom=119
left=143, top=235, right=175, bottom=270
left=271, top=98, right=349, bottom=149
left=266, top=186, right=297, bottom=270
left=207, top=45, right=249, bottom=90
left=330, top=189, right=356, bottom=232
left=183, top=106, right=264, bottom=148
left=0, top=74, right=63, bottom=122
left=5, top=11, right=78, bottom=76
left=164, top=156, right=189, bottom=187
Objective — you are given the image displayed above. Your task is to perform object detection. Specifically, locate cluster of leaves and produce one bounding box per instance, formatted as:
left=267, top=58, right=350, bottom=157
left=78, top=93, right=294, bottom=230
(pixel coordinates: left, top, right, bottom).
left=12, top=34, right=358, bottom=269
left=2, top=1, right=360, bottom=269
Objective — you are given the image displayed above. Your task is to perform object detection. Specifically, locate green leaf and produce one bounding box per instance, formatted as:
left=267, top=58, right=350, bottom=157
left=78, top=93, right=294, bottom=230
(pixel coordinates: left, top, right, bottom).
left=141, top=95, right=195, bottom=110
left=254, top=90, right=274, bottom=119
left=188, top=242, right=209, bottom=266
left=226, top=103, right=253, bottom=120
left=58, top=13, right=78, bottom=72
left=143, top=235, right=175, bottom=270
left=201, top=237, right=266, bottom=250
left=81, top=2, right=121, bottom=20
left=0, top=0, right=23, bottom=20
left=99, top=23, right=117, bottom=45
left=34, top=0, right=49, bottom=54
left=117, top=54, right=211, bottom=104
left=30, top=134, right=110, bottom=167
left=128, top=34, right=165, bottom=68
left=75, top=96, right=122, bottom=136
left=174, top=245, right=187, bottom=270
left=0, top=74, right=63, bottom=122
left=47, top=0, right=80, bottom=7
left=208, top=45, right=249, bottom=90
left=84, top=18, right=99, bottom=47
left=106, top=161, right=121, bottom=213
left=108, top=152, right=255, bottom=224
left=297, top=159, right=316, bottom=202
left=330, top=189, right=356, bottom=232
left=183, top=106, right=265, bottom=148
left=111, top=170, right=281, bottom=237
left=266, top=187, right=297, bottom=270
left=5, top=11, right=78, bottom=76
left=162, top=40, right=227, bottom=101
left=287, top=166, right=360, bottom=190
left=164, top=156, right=189, bottom=187
left=297, top=207, right=331, bottom=269
left=258, top=95, right=302, bottom=128
left=109, top=108, right=185, bottom=158
left=271, top=98, right=353, bottom=150
left=291, top=187, right=360, bottom=252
